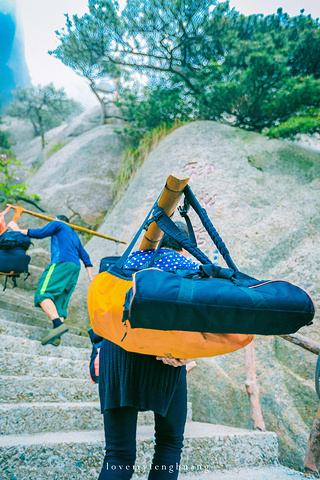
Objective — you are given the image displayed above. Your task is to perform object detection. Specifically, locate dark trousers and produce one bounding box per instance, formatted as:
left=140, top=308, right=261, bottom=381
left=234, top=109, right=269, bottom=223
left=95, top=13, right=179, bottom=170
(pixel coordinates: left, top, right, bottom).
left=98, top=373, right=187, bottom=480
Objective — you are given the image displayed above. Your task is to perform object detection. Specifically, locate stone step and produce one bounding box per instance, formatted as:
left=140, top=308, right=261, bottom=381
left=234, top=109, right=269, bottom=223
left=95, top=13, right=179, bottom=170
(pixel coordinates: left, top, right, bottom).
left=0, top=303, right=84, bottom=337
left=0, top=288, right=37, bottom=309
left=0, top=351, right=90, bottom=378
left=0, top=334, right=91, bottom=361
left=0, top=401, right=193, bottom=435
left=181, top=466, right=311, bottom=479
left=0, top=422, right=278, bottom=480
left=0, top=401, right=102, bottom=435
left=0, top=375, right=99, bottom=403
left=0, top=317, right=91, bottom=349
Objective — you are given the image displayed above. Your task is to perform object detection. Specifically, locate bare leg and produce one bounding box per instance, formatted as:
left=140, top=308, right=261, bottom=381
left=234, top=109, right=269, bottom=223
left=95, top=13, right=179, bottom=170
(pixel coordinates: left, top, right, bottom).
left=39, top=299, right=64, bottom=322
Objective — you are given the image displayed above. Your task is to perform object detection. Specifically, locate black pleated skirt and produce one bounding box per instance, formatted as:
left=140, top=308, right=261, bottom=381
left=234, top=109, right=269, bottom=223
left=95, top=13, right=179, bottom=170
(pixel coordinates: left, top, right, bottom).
left=98, top=339, right=185, bottom=417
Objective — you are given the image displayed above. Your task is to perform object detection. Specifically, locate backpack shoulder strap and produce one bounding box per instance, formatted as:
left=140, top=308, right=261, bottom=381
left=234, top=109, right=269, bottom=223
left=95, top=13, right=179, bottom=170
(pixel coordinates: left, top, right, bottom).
left=115, top=194, right=161, bottom=270
left=152, top=207, right=212, bottom=265
left=183, top=186, right=238, bottom=271
left=153, top=185, right=238, bottom=271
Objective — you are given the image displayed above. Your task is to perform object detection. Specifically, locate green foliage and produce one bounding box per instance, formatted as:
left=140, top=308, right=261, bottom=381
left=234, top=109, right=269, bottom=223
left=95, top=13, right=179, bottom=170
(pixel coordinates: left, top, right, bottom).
left=7, top=84, right=83, bottom=148
left=112, top=121, right=184, bottom=197
left=0, top=130, right=40, bottom=203
left=193, top=8, right=320, bottom=132
left=268, top=108, right=320, bottom=139
left=50, top=2, right=122, bottom=119
left=115, top=84, right=195, bottom=147
left=0, top=151, right=27, bottom=200
left=52, top=1, right=320, bottom=138
left=0, top=130, right=10, bottom=150
left=46, top=140, right=70, bottom=159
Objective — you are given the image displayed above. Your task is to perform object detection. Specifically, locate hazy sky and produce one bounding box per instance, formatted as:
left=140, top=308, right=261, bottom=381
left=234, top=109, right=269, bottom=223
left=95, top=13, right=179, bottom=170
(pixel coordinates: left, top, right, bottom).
left=15, top=0, right=320, bottom=109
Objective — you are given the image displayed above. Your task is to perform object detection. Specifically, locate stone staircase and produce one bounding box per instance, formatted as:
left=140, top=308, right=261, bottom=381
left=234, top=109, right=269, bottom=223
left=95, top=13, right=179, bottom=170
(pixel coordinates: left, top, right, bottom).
left=0, top=288, right=315, bottom=480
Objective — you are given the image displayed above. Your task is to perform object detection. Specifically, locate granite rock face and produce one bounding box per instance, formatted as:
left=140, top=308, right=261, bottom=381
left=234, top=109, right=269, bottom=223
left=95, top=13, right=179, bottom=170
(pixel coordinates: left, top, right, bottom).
left=26, top=124, right=130, bottom=223
left=70, top=120, right=319, bottom=470
left=0, top=105, right=119, bottom=182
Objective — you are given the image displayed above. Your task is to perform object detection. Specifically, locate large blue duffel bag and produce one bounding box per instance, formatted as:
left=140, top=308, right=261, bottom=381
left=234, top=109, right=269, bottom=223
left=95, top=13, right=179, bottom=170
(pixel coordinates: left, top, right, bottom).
left=124, top=267, right=314, bottom=336
left=122, top=185, right=315, bottom=337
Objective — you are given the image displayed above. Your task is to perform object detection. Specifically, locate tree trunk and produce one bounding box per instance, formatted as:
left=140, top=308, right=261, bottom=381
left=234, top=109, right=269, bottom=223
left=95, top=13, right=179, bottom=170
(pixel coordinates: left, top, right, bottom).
left=304, top=405, right=320, bottom=476
left=86, top=77, right=107, bottom=125
left=245, top=339, right=266, bottom=431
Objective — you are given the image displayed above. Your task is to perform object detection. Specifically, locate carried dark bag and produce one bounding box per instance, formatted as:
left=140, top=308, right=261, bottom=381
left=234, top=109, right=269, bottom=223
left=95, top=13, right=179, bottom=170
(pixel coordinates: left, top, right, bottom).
left=123, top=185, right=315, bottom=336
left=0, top=231, right=32, bottom=251
left=0, top=231, right=31, bottom=290
left=99, top=256, right=121, bottom=273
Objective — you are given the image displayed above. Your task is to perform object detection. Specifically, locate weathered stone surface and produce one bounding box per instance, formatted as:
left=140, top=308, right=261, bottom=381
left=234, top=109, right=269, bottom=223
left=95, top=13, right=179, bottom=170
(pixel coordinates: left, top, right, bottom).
left=52, top=105, right=102, bottom=140
left=0, top=402, right=102, bottom=435
left=182, top=466, right=314, bottom=479
left=0, top=423, right=278, bottom=480
left=0, top=117, right=66, bottom=177
left=71, top=121, right=320, bottom=469
left=0, top=308, right=82, bottom=337
left=0, top=402, right=191, bottom=435
left=26, top=124, right=130, bottom=223
left=0, top=318, right=90, bottom=348
left=0, top=352, right=90, bottom=379
left=0, top=334, right=90, bottom=362
left=0, top=116, right=35, bottom=148
left=0, top=375, right=99, bottom=403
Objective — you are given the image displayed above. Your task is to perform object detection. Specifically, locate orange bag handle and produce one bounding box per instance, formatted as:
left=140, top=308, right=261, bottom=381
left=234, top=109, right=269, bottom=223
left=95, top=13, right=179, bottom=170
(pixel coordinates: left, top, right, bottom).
left=0, top=205, right=13, bottom=235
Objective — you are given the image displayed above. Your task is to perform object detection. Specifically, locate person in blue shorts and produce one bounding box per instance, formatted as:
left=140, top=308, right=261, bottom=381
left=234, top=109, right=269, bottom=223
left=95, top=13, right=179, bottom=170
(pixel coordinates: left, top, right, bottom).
left=8, top=215, right=93, bottom=346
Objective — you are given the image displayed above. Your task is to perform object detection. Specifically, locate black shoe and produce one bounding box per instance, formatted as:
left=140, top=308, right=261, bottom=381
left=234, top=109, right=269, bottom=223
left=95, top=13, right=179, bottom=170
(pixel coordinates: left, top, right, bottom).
left=41, top=324, right=69, bottom=346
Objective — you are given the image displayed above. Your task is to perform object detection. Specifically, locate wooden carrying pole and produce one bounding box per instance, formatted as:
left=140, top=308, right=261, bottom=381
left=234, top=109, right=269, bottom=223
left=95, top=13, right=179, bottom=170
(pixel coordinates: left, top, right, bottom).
left=6, top=204, right=126, bottom=244
left=139, top=174, right=189, bottom=250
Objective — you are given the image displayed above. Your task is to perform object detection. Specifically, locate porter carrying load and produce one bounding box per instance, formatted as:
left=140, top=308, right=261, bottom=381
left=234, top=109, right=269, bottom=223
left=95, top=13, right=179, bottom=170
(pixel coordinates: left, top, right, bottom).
left=0, top=206, right=31, bottom=290
left=88, top=175, right=314, bottom=359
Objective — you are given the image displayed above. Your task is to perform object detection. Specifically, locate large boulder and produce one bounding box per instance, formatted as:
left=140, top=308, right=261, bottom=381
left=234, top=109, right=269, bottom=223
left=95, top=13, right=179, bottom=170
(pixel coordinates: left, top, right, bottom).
left=0, top=116, right=66, bottom=181
left=1, top=106, right=107, bottom=174
left=70, top=120, right=320, bottom=470
left=26, top=124, right=130, bottom=223
left=0, top=116, right=35, bottom=147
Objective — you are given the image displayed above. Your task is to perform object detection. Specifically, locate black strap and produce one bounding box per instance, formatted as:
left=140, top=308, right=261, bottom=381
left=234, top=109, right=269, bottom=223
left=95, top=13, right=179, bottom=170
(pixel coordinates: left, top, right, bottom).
left=178, top=199, right=197, bottom=247
left=115, top=194, right=161, bottom=270
left=184, top=185, right=238, bottom=271
left=153, top=206, right=212, bottom=265
left=140, top=251, right=172, bottom=269
left=115, top=184, right=237, bottom=272
left=3, top=275, right=8, bottom=291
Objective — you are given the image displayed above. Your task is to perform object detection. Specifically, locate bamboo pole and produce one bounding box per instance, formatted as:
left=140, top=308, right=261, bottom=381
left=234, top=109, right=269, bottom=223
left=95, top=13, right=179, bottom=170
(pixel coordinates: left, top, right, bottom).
left=139, top=174, right=189, bottom=250
left=6, top=204, right=126, bottom=244
left=245, top=339, right=266, bottom=431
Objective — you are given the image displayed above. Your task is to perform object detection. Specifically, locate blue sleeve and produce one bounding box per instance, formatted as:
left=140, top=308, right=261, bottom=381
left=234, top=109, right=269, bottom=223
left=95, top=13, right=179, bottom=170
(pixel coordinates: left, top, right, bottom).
left=27, top=221, right=60, bottom=239
left=79, top=242, right=93, bottom=268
